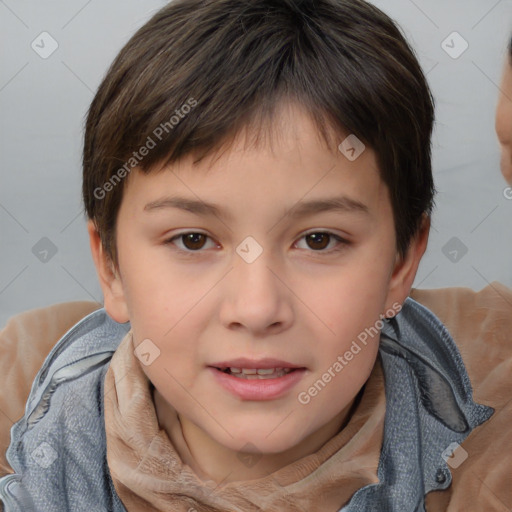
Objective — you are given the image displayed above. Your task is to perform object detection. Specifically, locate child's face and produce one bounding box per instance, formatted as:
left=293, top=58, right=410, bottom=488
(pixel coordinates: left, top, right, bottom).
left=91, top=101, right=425, bottom=461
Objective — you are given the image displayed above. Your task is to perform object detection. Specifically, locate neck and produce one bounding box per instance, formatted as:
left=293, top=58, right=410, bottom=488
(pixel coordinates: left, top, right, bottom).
left=153, top=387, right=360, bottom=484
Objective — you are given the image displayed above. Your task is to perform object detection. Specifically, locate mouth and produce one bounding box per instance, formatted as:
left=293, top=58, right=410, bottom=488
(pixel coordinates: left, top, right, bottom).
left=207, top=358, right=307, bottom=400
left=213, top=367, right=298, bottom=379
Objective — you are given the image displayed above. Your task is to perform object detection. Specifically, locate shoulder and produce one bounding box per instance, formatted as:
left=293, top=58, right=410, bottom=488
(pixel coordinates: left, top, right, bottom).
left=0, top=301, right=101, bottom=478
left=13, top=305, right=128, bottom=431
left=0, top=300, right=103, bottom=391
left=411, top=283, right=512, bottom=510
left=0, top=306, right=129, bottom=511
left=410, top=282, right=512, bottom=407
left=0, top=301, right=102, bottom=382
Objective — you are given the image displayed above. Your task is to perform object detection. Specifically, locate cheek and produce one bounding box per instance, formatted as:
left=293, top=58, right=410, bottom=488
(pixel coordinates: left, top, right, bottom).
left=133, top=312, right=208, bottom=415
left=318, top=259, right=392, bottom=326
left=118, top=245, right=207, bottom=334
left=500, top=149, right=512, bottom=184
left=304, top=264, right=391, bottom=367
left=497, top=107, right=512, bottom=184
left=497, top=128, right=512, bottom=184
left=307, top=261, right=391, bottom=380
left=496, top=100, right=512, bottom=146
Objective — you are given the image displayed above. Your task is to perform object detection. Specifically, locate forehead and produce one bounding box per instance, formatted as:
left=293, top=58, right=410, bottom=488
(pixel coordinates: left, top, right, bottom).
left=120, top=100, right=390, bottom=222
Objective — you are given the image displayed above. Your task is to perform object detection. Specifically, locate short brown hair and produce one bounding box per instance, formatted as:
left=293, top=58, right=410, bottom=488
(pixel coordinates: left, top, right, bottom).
left=83, top=0, right=435, bottom=266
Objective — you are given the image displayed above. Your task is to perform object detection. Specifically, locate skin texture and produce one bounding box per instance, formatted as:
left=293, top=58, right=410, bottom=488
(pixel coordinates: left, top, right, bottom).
left=88, top=100, right=429, bottom=484
left=496, top=55, right=512, bottom=185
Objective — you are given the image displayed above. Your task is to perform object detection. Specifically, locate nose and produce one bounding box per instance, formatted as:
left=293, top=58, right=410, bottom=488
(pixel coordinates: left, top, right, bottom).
left=219, top=250, right=294, bottom=336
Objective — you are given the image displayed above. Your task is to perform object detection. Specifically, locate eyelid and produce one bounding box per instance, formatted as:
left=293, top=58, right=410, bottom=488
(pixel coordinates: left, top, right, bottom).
left=164, top=229, right=351, bottom=254
left=165, top=230, right=218, bottom=253
left=300, top=228, right=351, bottom=242
left=294, top=230, right=351, bottom=253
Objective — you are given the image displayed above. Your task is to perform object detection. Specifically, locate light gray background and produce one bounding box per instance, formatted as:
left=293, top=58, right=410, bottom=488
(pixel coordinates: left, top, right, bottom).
left=1, top=0, right=512, bottom=328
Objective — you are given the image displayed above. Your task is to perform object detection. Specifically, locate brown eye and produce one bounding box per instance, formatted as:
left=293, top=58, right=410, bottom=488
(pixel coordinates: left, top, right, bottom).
left=305, top=232, right=331, bottom=250
left=165, top=232, right=216, bottom=252
left=181, top=233, right=208, bottom=250
left=295, top=231, right=349, bottom=254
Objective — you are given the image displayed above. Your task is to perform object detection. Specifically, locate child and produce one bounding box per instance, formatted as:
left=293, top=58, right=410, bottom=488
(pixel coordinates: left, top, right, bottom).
left=0, top=0, right=510, bottom=510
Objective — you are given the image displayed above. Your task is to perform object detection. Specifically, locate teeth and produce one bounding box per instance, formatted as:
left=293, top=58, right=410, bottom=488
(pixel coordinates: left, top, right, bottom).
left=223, top=367, right=296, bottom=379
left=257, top=368, right=277, bottom=375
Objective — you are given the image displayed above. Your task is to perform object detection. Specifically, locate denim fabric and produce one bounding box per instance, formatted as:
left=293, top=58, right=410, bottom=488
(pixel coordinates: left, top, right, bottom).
left=0, top=298, right=494, bottom=512
left=339, top=298, right=493, bottom=511
left=0, top=310, right=129, bottom=512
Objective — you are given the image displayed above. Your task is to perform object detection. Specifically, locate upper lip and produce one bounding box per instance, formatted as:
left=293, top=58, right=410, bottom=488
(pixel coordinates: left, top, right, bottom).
left=209, top=358, right=304, bottom=369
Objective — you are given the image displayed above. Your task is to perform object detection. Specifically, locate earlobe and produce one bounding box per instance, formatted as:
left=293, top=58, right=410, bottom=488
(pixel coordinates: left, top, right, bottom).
left=383, top=215, right=430, bottom=316
left=87, top=220, right=130, bottom=323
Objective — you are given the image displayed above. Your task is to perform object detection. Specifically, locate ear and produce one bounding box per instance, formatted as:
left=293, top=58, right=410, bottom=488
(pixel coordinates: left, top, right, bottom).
left=383, top=215, right=430, bottom=316
left=87, top=220, right=130, bottom=323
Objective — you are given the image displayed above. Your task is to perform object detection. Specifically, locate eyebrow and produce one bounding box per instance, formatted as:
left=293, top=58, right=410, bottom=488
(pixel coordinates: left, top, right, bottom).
left=143, top=195, right=369, bottom=220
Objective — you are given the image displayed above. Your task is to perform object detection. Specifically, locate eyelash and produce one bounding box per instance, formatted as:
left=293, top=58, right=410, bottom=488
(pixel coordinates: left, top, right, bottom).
left=164, top=231, right=350, bottom=256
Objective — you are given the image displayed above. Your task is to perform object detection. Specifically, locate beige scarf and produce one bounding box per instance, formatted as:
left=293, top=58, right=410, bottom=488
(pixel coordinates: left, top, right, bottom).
left=103, top=331, right=385, bottom=511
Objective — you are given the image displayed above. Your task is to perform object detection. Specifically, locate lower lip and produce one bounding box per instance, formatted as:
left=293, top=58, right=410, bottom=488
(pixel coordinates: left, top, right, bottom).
left=208, top=367, right=306, bottom=401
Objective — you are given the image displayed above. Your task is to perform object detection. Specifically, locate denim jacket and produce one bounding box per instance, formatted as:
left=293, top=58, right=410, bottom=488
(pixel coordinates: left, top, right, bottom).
left=0, top=298, right=493, bottom=512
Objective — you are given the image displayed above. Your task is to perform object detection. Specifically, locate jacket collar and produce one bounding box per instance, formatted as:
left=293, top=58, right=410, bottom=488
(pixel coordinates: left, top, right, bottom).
left=342, top=297, right=494, bottom=511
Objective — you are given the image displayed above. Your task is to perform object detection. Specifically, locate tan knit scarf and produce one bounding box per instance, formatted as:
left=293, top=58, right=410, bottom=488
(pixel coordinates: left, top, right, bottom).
left=103, top=331, right=385, bottom=512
